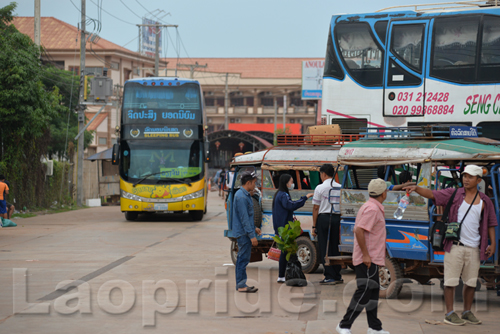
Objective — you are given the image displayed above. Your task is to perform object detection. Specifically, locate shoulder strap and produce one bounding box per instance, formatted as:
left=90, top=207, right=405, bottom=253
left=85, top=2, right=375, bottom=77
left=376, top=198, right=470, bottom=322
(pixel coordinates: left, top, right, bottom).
left=460, top=191, right=479, bottom=224
left=442, top=188, right=458, bottom=223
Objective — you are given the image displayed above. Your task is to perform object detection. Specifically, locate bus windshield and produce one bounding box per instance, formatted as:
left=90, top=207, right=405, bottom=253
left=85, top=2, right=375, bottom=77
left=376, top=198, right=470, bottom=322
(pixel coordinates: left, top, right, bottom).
left=120, top=140, right=204, bottom=184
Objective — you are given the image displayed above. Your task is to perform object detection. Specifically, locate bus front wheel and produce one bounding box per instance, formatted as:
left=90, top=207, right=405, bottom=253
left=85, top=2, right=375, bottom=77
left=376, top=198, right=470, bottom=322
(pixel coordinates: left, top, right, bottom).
left=190, top=210, right=204, bottom=221
left=125, top=211, right=138, bottom=221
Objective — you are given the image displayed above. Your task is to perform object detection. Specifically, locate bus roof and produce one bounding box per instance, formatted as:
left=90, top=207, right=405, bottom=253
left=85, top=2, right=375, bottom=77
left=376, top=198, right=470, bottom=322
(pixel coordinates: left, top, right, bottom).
left=333, top=2, right=499, bottom=21
left=232, top=146, right=340, bottom=170
left=338, top=138, right=500, bottom=166
left=124, top=77, right=200, bottom=86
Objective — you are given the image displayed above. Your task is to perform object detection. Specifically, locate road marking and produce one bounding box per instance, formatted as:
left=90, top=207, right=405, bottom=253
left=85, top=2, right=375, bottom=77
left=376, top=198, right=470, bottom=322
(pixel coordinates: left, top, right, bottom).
left=37, top=256, right=135, bottom=301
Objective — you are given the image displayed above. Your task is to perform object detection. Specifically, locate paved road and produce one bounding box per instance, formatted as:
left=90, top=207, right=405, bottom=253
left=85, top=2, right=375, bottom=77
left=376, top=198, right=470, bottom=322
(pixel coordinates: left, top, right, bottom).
left=0, top=191, right=499, bottom=333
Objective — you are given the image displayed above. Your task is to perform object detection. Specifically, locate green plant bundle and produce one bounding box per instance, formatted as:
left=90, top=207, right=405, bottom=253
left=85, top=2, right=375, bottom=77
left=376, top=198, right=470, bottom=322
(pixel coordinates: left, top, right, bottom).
left=272, top=220, right=302, bottom=261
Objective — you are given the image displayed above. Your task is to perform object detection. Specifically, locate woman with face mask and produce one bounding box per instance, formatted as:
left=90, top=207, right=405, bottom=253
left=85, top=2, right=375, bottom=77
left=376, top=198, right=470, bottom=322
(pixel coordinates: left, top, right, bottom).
left=272, top=173, right=314, bottom=283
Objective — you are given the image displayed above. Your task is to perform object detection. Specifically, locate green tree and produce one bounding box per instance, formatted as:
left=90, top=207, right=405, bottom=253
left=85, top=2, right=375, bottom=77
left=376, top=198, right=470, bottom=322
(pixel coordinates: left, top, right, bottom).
left=0, top=2, right=92, bottom=207
left=42, top=65, right=93, bottom=160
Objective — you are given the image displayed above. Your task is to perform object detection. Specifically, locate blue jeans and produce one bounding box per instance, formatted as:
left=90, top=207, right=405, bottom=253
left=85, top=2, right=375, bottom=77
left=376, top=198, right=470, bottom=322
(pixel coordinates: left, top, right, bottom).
left=235, top=235, right=252, bottom=290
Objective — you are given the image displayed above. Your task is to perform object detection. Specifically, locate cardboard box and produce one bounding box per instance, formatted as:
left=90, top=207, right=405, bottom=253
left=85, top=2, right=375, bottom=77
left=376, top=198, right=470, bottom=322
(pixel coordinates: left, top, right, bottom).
left=306, top=124, right=342, bottom=141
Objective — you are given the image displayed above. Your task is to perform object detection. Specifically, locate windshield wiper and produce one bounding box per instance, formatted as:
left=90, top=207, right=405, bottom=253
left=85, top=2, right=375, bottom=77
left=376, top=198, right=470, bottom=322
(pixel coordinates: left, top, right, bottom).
left=133, top=172, right=165, bottom=187
left=156, top=178, right=192, bottom=187
left=133, top=173, right=193, bottom=187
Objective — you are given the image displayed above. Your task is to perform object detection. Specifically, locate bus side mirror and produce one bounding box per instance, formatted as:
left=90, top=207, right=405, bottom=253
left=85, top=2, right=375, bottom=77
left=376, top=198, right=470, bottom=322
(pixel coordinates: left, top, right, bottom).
left=205, top=141, right=211, bottom=163
left=112, top=144, right=120, bottom=165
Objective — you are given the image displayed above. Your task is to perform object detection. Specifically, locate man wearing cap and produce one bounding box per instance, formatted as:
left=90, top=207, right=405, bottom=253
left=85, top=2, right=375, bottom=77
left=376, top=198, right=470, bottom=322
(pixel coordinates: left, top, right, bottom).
left=232, top=171, right=261, bottom=293
left=404, top=165, right=497, bottom=326
left=337, top=178, right=390, bottom=334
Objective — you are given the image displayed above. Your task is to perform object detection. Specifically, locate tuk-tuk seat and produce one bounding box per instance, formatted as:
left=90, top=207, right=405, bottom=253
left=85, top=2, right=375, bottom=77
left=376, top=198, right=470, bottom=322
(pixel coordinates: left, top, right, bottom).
left=325, top=255, right=353, bottom=266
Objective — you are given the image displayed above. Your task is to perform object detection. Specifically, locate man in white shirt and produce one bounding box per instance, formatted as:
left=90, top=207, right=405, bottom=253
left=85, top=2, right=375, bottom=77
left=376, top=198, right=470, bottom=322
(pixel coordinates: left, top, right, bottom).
left=312, top=164, right=343, bottom=285
left=226, top=167, right=235, bottom=189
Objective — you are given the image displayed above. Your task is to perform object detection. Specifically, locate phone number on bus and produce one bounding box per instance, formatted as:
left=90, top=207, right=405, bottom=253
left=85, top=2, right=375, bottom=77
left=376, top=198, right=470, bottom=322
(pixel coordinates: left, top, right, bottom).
left=392, top=104, right=455, bottom=116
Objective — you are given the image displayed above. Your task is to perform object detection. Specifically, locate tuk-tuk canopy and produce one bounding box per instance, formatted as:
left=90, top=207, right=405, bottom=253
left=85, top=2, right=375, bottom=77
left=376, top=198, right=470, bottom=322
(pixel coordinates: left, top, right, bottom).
left=338, top=138, right=500, bottom=166
left=231, top=146, right=340, bottom=171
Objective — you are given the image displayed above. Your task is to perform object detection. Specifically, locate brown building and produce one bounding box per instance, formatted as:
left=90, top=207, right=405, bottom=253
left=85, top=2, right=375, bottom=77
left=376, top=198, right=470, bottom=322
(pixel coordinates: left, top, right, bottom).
left=164, top=58, right=322, bottom=133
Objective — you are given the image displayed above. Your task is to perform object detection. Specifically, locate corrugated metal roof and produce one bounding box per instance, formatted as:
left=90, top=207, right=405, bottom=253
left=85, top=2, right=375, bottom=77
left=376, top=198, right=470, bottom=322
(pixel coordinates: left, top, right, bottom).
left=232, top=146, right=341, bottom=167
left=338, top=139, right=500, bottom=166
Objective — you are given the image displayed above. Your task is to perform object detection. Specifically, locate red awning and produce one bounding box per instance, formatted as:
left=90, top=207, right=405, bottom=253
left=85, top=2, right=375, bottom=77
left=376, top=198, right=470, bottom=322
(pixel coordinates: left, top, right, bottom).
left=229, top=123, right=302, bottom=134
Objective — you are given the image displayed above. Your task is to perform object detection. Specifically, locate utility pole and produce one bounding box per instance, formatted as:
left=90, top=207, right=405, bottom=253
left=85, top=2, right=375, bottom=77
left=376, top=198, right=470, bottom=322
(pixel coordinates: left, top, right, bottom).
left=136, top=23, right=178, bottom=77
left=177, top=62, right=208, bottom=79
left=273, top=98, right=278, bottom=145
left=154, top=25, right=159, bottom=76
left=34, top=0, right=40, bottom=46
left=283, top=94, right=287, bottom=132
left=224, top=73, right=229, bottom=130
left=138, top=26, right=141, bottom=54
left=77, top=0, right=86, bottom=206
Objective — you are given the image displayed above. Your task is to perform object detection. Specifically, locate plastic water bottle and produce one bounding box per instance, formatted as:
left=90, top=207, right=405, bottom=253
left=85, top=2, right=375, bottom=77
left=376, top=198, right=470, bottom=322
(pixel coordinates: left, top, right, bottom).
left=393, top=191, right=410, bottom=220
left=432, top=229, right=443, bottom=249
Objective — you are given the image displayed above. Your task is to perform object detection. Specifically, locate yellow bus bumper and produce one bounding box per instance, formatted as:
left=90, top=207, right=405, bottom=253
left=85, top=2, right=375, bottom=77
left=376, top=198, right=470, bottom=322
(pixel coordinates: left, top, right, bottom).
left=121, top=196, right=205, bottom=212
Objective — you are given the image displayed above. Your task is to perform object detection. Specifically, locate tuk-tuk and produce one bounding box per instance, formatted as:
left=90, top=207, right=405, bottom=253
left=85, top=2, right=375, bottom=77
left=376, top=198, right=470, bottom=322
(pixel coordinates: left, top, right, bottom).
left=330, top=127, right=500, bottom=298
left=224, top=134, right=359, bottom=273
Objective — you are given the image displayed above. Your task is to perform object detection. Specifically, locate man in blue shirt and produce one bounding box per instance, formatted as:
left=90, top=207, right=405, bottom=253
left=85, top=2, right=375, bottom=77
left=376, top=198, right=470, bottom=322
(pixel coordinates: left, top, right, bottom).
left=232, top=171, right=261, bottom=293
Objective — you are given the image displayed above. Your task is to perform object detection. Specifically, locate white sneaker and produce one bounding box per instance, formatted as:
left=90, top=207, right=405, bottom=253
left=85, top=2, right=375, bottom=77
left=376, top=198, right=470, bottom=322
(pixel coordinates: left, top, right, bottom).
left=336, top=324, right=352, bottom=334
left=367, top=328, right=390, bottom=334
left=277, top=277, right=286, bottom=283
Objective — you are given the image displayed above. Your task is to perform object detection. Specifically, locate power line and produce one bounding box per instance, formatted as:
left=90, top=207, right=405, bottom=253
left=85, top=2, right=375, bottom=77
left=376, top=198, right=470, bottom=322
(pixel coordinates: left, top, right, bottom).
left=176, top=28, right=191, bottom=59
left=87, top=0, right=137, bottom=26
left=134, top=0, right=169, bottom=24
left=119, top=0, right=142, bottom=20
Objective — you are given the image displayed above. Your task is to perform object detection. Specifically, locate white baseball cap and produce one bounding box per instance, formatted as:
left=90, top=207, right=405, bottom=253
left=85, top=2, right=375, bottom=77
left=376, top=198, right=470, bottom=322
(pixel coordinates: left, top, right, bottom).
left=368, top=178, right=387, bottom=196
left=462, top=165, right=483, bottom=178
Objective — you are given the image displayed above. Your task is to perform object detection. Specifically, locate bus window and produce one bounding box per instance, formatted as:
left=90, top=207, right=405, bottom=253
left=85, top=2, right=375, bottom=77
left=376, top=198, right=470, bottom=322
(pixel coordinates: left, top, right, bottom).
left=477, top=122, right=500, bottom=141
left=479, top=16, right=500, bottom=83
left=330, top=118, right=367, bottom=134
left=431, top=16, right=480, bottom=84
left=335, top=22, right=384, bottom=87
left=324, top=28, right=345, bottom=80
left=391, top=24, right=424, bottom=73
left=374, top=21, right=388, bottom=45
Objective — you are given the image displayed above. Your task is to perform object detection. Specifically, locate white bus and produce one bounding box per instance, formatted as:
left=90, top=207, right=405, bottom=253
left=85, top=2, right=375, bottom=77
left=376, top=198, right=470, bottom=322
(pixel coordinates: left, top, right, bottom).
left=321, top=1, right=500, bottom=139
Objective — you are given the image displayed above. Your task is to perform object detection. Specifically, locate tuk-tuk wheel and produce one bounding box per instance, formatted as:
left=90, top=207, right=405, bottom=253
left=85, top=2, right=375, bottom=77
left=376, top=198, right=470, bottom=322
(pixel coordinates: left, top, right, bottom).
left=296, top=237, right=319, bottom=274
left=230, top=240, right=238, bottom=265
left=379, top=256, right=403, bottom=299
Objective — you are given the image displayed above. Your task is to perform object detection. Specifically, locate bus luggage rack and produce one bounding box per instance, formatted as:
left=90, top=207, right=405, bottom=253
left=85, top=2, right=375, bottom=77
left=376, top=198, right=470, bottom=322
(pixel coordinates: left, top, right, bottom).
left=276, top=134, right=362, bottom=146
left=359, top=125, right=482, bottom=140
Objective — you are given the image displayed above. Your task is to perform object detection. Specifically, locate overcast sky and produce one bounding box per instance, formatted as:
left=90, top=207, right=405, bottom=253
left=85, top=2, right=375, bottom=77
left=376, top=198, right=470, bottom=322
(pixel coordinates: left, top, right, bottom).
left=13, top=0, right=458, bottom=58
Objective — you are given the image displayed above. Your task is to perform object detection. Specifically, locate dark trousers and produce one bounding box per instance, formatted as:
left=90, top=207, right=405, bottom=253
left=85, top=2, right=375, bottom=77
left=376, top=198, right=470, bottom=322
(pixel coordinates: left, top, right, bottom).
left=340, top=263, right=383, bottom=330
left=278, top=250, right=288, bottom=278
left=317, top=213, right=342, bottom=280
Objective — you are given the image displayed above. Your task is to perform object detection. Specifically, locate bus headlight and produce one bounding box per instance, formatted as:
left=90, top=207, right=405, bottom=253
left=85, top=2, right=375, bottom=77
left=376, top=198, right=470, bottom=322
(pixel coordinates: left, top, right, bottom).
left=121, top=190, right=142, bottom=202
left=182, top=189, right=204, bottom=201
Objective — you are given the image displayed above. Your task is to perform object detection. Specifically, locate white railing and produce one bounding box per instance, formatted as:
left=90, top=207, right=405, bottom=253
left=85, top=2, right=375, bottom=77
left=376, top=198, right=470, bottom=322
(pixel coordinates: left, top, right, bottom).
left=376, top=0, right=498, bottom=13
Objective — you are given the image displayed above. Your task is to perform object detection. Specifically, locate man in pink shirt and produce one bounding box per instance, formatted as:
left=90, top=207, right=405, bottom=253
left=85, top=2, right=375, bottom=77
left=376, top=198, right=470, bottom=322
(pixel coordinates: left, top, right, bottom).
left=337, top=178, right=389, bottom=334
